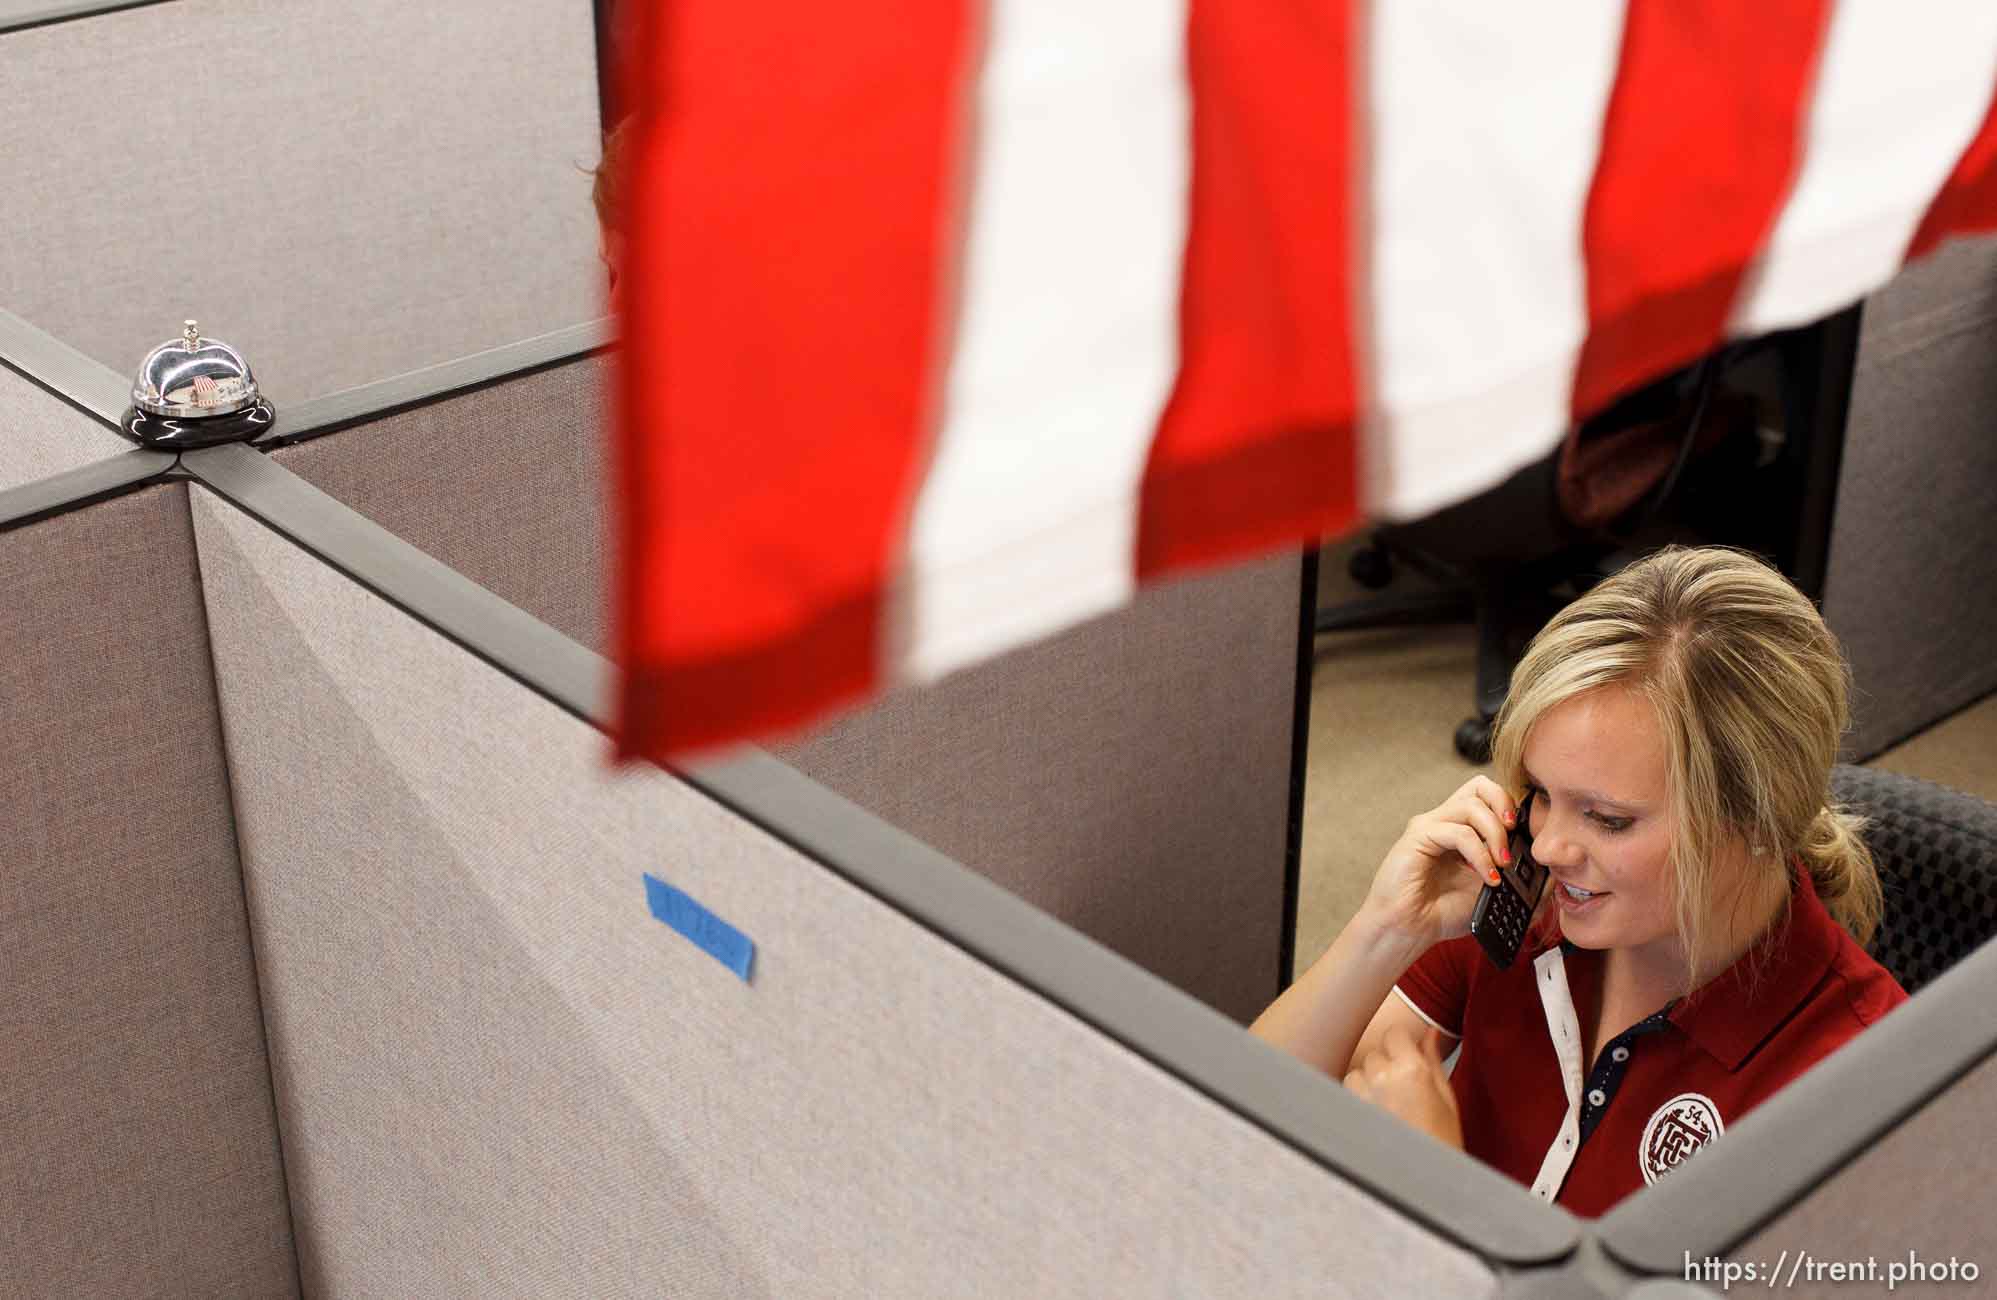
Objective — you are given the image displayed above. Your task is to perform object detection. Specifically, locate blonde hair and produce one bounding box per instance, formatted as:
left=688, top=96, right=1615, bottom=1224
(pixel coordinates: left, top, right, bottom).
left=1490, top=545, right=1882, bottom=992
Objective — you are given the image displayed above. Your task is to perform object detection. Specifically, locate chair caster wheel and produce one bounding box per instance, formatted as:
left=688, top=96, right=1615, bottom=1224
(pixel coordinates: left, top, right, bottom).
left=1348, top=545, right=1394, bottom=589
left=1455, top=717, right=1493, bottom=764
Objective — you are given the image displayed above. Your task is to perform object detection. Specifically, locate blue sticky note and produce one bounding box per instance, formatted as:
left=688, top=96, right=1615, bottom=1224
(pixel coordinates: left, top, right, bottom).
left=643, top=874, right=755, bottom=982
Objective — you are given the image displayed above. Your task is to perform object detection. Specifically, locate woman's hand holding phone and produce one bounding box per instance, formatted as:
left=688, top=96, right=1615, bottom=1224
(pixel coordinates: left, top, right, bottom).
left=1360, top=775, right=1520, bottom=948
left=1248, top=775, right=1519, bottom=1081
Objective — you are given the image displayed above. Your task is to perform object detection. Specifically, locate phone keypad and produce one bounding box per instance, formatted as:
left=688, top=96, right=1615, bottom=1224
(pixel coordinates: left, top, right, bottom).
left=1472, top=882, right=1533, bottom=967
left=1486, top=889, right=1527, bottom=945
left=1472, top=788, right=1542, bottom=969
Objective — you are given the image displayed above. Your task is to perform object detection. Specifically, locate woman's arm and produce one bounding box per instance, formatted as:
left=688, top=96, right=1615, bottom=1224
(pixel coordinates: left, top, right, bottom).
left=1250, top=774, right=1518, bottom=1078
left=1249, top=909, right=1430, bottom=1077
left=1344, top=1024, right=1464, bottom=1149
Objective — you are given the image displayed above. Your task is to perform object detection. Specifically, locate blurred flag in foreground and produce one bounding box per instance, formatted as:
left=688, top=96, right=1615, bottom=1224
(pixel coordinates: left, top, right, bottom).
left=614, top=0, right=1997, bottom=762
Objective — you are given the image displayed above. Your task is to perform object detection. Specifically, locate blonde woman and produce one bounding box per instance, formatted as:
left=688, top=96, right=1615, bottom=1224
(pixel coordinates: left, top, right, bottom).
left=1251, top=545, right=1906, bottom=1216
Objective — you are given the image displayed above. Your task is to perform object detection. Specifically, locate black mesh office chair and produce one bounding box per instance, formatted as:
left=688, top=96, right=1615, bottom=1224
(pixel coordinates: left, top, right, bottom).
left=1320, top=357, right=1729, bottom=762
left=1831, top=764, right=1997, bottom=996
left=1316, top=308, right=1861, bottom=764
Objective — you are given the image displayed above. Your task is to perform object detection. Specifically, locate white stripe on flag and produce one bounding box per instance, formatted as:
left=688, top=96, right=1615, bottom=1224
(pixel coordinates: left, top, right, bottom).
left=1362, top=1, right=1627, bottom=522
left=888, top=0, right=1189, bottom=684
left=1732, top=1, right=1997, bottom=336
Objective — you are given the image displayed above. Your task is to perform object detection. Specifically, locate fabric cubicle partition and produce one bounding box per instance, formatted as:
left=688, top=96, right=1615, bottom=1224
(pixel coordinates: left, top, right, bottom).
left=0, top=0, right=603, bottom=405
left=176, top=440, right=1997, bottom=1297
left=267, top=342, right=1303, bottom=1024
left=185, top=474, right=1504, bottom=1297
left=775, top=551, right=1302, bottom=1026
left=1824, top=236, right=1997, bottom=758
left=267, top=330, right=612, bottom=651
left=5, top=0, right=1996, bottom=1275
left=0, top=482, right=297, bottom=1297
left=0, top=350, right=126, bottom=489
left=1733, top=1054, right=1997, bottom=1280
left=5, top=391, right=1995, bottom=1296
left=0, top=309, right=130, bottom=490
left=3, top=0, right=1298, bottom=1025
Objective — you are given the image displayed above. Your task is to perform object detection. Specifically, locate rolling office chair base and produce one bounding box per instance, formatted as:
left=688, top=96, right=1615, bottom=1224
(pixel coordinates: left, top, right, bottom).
left=1318, top=534, right=1479, bottom=636
left=1453, top=580, right=1528, bottom=765
left=1348, top=544, right=1395, bottom=590
left=1454, top=716, right=1493, bottom=764
left=1453, top=565, right=1574, bottom=766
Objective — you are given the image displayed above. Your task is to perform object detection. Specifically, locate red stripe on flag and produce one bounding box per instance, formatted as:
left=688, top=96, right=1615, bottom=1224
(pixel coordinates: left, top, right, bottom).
left=1571, top=0, right=1830, bottom=420
left=613, top=0, right=977, bottom=759
left=1135, top=0, right=1360, bottom=580
left=1907, top=79, right=1997, bottom=262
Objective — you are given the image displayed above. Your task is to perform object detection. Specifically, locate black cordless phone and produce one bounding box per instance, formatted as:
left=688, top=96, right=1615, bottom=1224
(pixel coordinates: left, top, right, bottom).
left=1469, top=789, right=1547, bottom=970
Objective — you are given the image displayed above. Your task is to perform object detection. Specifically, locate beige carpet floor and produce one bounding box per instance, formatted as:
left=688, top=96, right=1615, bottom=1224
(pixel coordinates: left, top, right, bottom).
left=1296, top=539, right=1997, bottom=980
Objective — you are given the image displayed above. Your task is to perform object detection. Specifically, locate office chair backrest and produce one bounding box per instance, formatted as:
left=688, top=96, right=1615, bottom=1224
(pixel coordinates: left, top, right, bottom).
left=1829, top=764, right=1997, bottom=995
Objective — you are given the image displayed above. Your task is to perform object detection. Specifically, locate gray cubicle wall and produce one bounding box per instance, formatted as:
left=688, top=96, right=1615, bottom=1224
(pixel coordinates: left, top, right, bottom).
left=0, top=360, right=125, bottom=490
left=268, top=341, right=612, bottom=652
left=1825, top=235, right=1997, bottom=758
left=181, top=439, right=1997, bottom=1298
left=0, top=481, right=298, bottom=1297
left=186, top=477, right=1515, bottom=1299
left=1734, top=1055, right=1997, bottom=1298
left=0, top=0, right=603, bottom=405
left=5, top=413, right=1994, bottom=1297
left=777, top=552, right=1301, bottom=1028
left=267, top=347, right=1301, bottom=1025
left=0, top=311, right=130, bottom=490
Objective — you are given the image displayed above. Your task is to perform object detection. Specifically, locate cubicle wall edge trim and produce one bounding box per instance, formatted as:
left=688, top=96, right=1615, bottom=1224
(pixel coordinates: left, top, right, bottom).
left=0, top=0, right=173, bottom=36
left=177, top=439, right=1584, bottom=1270
left=1595, top=935, right=1997, bottom=1273
left=1496, top=1235, right=1660, bottom=1300
left=257, top=318, right=612, bottom=448
left=1, top=306, right=131, bottom=430
left=0, top=448, right=181, bottom=535
left=1279, top=545, right=1318, bottom=991
left=182, top=442, right=606, bottom=720
left=690, top=751, right=1583, bottom=1266
left=172, top=475, right=312, bottom=1300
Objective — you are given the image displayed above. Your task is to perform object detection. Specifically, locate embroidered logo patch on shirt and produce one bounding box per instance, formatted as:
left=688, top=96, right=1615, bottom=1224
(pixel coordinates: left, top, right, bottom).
left=1639, top=1092, right=1725, bottom=1185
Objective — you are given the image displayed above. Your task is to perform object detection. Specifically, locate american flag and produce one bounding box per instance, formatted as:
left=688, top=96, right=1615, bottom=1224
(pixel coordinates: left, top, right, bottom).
left=613, top=0, right=1997, bottom=761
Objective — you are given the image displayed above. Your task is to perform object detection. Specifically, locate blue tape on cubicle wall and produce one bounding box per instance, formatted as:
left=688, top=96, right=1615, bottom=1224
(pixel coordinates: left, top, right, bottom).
left=644, top=874, right=755, bottom=981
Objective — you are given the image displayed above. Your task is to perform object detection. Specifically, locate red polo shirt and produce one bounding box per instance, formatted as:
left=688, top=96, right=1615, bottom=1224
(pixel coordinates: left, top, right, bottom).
left=1394, top=866, right=1907, bottom=1218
